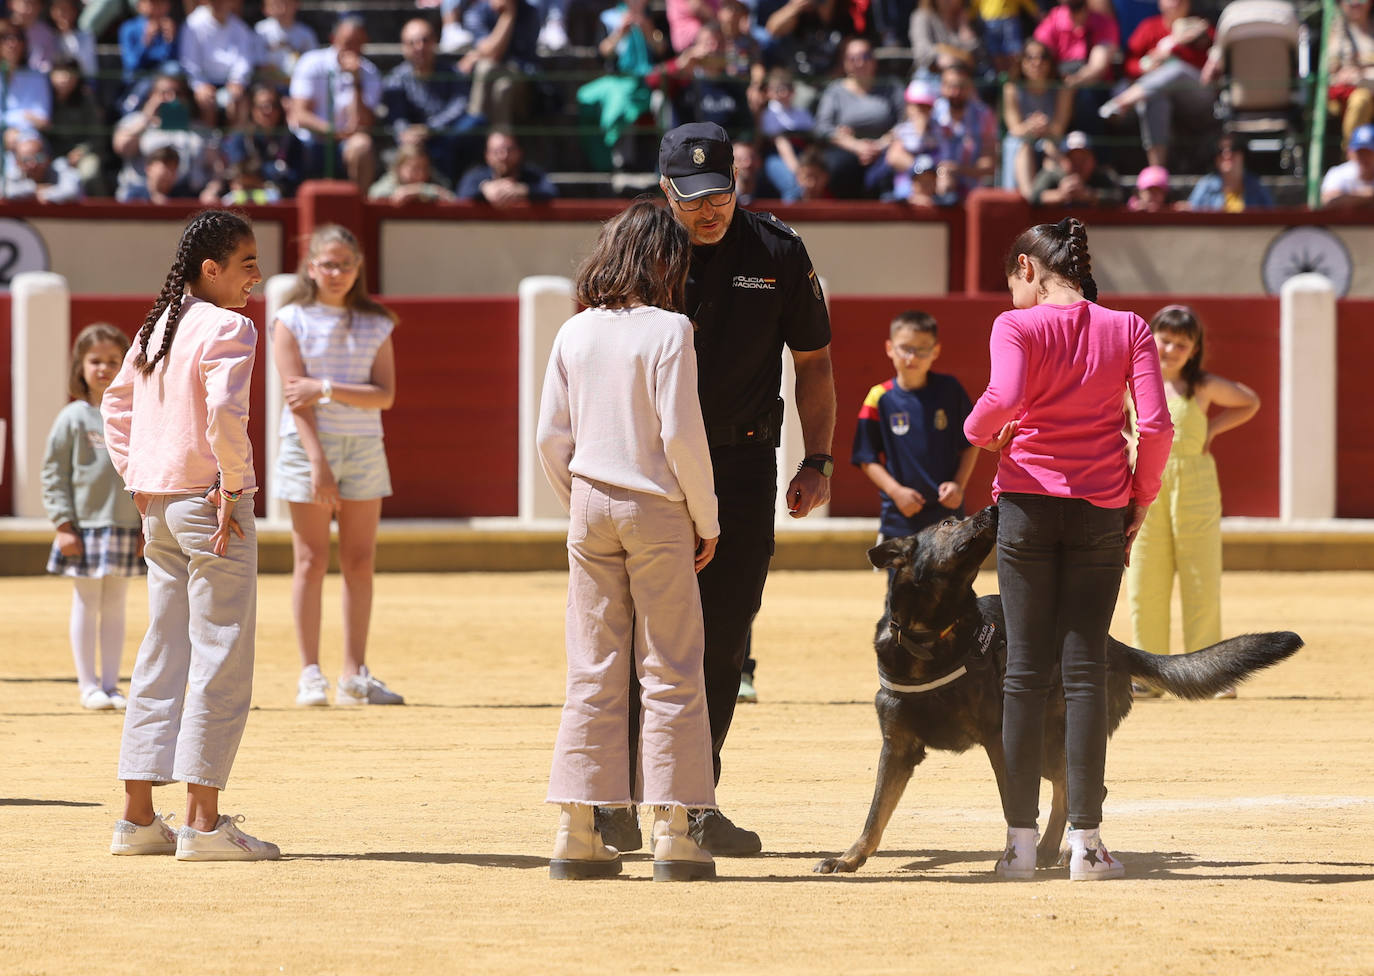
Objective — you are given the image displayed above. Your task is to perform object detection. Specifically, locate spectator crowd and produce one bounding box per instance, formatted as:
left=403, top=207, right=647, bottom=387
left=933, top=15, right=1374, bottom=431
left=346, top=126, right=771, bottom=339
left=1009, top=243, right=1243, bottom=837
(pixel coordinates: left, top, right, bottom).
left=0, top=0, right=1370, bottom=212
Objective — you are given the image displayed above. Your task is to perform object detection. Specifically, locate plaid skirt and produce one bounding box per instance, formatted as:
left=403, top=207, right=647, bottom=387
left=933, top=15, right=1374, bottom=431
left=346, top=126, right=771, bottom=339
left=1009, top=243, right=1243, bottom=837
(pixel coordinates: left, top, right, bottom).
left=46, top=526, right=147, bottom=579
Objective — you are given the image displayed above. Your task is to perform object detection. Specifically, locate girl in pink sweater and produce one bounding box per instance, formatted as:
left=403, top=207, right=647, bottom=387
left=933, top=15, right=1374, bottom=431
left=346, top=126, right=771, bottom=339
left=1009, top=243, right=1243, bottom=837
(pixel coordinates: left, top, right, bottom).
left=964, top=217, right=1172, bottom=882
left=102, top=210, right=279, bottom=862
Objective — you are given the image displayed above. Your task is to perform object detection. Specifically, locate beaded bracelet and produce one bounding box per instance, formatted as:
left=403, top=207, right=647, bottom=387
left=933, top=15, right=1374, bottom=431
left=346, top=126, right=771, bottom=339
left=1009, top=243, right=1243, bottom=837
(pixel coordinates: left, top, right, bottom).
left=220, top=486, right=245, bottom=502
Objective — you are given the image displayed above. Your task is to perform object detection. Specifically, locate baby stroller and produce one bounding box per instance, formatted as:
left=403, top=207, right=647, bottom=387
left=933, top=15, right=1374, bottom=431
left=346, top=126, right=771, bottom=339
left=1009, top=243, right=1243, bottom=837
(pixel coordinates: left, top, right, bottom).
left=1212, top=0, right=1306, bottom=175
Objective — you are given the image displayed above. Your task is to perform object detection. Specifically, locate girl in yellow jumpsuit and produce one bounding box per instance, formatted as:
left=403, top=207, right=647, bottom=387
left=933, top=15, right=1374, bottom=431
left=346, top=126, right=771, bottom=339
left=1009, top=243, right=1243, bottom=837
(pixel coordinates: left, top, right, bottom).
left=1126, top=305, right=1261, bottom=698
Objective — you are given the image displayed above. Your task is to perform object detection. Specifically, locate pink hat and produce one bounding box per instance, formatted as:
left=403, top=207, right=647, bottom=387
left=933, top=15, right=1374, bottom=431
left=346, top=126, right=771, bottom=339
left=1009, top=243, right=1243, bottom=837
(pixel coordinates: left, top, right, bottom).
left=904, top=79, right=937, bottom=105
left=1137, top=165, right=1169, bottom=190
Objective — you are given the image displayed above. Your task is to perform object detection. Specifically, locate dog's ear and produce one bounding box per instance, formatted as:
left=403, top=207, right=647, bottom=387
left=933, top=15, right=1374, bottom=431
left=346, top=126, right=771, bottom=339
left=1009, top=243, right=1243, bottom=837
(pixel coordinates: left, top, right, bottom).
left=868, top=537, right=912, bottom=570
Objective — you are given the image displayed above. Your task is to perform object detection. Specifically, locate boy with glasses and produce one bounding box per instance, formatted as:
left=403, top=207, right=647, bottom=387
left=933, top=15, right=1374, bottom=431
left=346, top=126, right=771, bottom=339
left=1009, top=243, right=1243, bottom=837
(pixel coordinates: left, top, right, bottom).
left=852, top=310, right=977, bottom=549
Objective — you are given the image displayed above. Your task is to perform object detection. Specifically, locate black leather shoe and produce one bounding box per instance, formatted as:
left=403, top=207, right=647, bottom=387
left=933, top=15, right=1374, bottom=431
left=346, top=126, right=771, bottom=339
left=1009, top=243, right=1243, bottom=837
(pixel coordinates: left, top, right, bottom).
left=593, top=806, right=643, bottom=853
left=689, top=809, right=762, bottom=855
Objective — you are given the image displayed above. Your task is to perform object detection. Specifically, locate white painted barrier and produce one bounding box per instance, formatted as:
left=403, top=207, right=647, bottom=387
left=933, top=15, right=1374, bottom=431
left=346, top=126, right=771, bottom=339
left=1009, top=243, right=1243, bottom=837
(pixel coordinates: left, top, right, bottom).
left=517, top=276, right=576, bottom=521
left=1279, top=273, right=1337, bottom=521
left=262, top=273, right=298, bottom=521
left=9, top=272, right=70, bottom=518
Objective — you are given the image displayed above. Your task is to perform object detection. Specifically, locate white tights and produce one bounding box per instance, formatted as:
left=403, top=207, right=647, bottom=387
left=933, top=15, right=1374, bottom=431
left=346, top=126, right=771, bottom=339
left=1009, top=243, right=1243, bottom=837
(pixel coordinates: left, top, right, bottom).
left=70, top=576, right=129, bottom=693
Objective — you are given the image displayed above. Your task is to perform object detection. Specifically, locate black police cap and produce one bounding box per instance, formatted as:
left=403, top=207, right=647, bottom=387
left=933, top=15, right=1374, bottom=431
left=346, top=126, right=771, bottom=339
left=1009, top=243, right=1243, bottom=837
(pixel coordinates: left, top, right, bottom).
left=658, top=123, right=734, bottom=201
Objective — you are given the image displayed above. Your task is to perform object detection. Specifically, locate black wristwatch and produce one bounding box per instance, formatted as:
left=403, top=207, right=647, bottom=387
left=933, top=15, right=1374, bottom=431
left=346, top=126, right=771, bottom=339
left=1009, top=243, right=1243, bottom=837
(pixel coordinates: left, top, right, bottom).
left=799, top=454, right=834, bottom=478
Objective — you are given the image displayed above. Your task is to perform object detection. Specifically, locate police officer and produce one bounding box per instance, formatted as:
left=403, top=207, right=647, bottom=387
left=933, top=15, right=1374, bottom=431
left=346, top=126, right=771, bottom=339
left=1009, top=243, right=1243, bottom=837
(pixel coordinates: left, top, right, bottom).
left=604, top=121, right=836, bottom=855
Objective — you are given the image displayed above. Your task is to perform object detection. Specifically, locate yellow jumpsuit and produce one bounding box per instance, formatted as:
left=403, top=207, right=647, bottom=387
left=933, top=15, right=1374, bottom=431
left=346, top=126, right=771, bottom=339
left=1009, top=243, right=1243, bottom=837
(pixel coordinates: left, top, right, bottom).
left=1126, top=391, right=1223, bottom=654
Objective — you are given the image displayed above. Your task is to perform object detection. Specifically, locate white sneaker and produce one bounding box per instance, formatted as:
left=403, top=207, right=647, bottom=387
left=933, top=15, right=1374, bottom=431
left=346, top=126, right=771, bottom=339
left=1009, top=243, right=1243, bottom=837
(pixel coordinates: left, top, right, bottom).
left=105, top=689, right=128, bottom=710
left=336, top=667, right=405, bottom=706
left=176, top=814, right=281, bottom=861
left=110, top=812, right=178, bottom=855
left=994, top=826, right=1038, bottom=880
left=296, top=666, right=330, bottom=706
left=81, top=687, right=114, bottom=710
left=1068, top=827, right=1125, bottom=880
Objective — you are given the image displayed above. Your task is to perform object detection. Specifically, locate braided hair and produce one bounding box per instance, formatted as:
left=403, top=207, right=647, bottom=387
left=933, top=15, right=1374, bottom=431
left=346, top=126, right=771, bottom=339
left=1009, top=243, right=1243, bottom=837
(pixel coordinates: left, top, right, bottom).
left=134, top=210, right=254, bottom=375
left=1002, top=216, right=1099, bottom=303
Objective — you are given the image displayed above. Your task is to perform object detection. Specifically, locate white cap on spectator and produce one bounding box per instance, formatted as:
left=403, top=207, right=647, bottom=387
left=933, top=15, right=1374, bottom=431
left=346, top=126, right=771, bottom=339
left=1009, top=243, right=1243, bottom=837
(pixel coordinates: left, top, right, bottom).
left=904, top=79, right=938, bottom=106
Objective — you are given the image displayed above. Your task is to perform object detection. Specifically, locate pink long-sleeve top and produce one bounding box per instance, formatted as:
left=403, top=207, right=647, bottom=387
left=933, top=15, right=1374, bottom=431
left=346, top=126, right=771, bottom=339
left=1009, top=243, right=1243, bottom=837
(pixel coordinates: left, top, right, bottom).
left=102, top=296, right=258, bottom=496
left=964, top=300, right=1172, bottom=508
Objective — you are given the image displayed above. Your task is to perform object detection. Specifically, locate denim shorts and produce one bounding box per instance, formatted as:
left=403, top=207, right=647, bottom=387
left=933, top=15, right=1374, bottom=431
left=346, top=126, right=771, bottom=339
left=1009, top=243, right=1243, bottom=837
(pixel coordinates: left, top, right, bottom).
left=275, top=433, right=393, bottom=503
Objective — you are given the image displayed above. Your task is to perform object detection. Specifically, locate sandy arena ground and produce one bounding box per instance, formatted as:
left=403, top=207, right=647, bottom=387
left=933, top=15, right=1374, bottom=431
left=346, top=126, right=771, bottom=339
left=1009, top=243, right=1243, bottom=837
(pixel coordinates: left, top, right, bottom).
left=1, top=566, right=1372, bottom=976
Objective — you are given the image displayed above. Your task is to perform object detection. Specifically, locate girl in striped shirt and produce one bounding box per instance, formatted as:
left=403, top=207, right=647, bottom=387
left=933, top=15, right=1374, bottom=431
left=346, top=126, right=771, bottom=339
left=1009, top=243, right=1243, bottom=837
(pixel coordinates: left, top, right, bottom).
left=273, top=224, right=402, bottom=707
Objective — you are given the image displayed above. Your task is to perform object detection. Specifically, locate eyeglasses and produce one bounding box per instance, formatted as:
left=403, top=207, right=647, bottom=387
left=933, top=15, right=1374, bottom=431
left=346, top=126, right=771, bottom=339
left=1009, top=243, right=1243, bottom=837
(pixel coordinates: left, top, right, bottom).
left=675, top=189, right=734, bottom=212
left=894, top=344, right=938, bottom=359
left=313, top=259, right=359, bottom=275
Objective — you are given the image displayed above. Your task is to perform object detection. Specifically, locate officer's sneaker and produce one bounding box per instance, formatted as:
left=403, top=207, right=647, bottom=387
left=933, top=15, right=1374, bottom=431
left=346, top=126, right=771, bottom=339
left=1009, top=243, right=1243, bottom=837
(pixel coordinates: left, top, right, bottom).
left=176, top=815, right=281, bottom=861
left=737, top=672, right=758, bottom=703
left=689, top=808, right=762, bottom=855
left=110, top=812, right=178, bottom=855
left=594, top=805, right=643, bottom=853
left=336, top=666, right=404, bottom=706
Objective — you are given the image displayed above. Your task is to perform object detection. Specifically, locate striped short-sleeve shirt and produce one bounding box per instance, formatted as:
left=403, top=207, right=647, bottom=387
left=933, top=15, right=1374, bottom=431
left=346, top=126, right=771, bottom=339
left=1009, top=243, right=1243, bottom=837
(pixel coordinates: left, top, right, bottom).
left=277, top=302, right=394, bottom=438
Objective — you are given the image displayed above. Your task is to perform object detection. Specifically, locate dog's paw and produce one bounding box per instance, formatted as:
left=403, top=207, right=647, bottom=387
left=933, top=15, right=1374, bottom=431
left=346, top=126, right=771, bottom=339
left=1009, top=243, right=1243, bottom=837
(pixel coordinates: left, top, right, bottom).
left=814, top=856, right=860, bottom=874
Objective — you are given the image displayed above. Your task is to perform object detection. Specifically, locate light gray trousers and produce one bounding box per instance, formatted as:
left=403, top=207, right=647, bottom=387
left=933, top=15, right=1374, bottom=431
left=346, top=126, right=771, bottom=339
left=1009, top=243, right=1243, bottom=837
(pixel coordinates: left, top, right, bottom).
left=547, top=477, right=716, bottom=810
left=118, top=493, right=257, bottom=791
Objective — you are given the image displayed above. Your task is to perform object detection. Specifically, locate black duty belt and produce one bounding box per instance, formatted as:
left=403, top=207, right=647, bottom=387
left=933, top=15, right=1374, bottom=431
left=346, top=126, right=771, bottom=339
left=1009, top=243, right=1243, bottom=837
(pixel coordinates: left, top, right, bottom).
left=707, top=398, right=784, bottom=448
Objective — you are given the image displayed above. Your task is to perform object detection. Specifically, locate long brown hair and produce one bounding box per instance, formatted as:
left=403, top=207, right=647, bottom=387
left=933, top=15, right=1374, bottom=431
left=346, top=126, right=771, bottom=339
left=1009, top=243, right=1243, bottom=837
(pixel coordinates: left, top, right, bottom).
left=1003, top=216, right=1099, bottom=302
left=1150, top=304, right=1206, bottom=397
left=135, top=210, right=254, bottom=375
left=69, top=323, right=130, bottom=399
left=280, top=224, right=399, bottom=329
left=574, top=198, right=690, bottom=313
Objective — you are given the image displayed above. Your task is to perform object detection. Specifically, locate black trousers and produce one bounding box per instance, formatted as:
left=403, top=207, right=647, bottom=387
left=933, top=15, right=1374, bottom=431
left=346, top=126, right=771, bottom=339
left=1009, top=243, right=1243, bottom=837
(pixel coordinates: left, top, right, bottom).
left=996, top=492, right=1127, bottom=830
left=627, top=445, right=776, bottom=789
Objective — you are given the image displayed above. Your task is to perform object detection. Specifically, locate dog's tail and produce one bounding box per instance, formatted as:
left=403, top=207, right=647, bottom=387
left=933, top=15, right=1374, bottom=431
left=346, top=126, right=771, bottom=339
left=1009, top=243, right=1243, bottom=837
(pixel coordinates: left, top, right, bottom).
left=1115, top=632, right=1304, bottom=700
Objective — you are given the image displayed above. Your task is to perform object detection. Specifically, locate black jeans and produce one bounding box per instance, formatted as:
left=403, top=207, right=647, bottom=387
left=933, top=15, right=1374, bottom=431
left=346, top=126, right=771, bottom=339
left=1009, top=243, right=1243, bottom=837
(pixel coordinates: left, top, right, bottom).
left=626, top=445, right=776, bottom=788
left=996, top=492, right=1127, bottom=829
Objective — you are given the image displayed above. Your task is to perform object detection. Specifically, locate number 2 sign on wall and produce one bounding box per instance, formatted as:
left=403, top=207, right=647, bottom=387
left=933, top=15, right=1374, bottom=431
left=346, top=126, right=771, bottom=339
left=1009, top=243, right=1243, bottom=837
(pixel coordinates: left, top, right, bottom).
left=0, top=218, right=52, bottom=289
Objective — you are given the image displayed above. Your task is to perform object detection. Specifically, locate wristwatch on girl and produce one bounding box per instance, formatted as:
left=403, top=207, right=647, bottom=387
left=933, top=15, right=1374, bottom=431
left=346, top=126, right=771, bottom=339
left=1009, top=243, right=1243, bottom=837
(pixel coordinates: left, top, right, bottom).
left=318, top=378, right=333, bottom=404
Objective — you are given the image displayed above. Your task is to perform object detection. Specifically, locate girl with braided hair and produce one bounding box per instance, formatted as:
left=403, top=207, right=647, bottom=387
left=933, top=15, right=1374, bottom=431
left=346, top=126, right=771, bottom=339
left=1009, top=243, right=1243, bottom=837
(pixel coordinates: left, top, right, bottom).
left=964, top=216, right=1173, bottom=881
left=101, top=209, right=280, bottom=861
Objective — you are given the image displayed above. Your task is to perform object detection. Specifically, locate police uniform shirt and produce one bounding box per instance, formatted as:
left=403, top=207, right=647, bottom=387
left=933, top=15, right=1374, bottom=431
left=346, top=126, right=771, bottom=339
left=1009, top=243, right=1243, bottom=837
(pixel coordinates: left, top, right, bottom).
left=851, top=372, right=973, bottom=538
left=687, top=207, right=831, bottom=432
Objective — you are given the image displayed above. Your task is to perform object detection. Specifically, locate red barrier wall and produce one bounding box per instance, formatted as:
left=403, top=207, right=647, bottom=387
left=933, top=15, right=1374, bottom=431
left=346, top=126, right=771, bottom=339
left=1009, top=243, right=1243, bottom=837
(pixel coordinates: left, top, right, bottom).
left=6, top=292, right=1372, bottom=520
left=826, top=294, right=1282, bottom=520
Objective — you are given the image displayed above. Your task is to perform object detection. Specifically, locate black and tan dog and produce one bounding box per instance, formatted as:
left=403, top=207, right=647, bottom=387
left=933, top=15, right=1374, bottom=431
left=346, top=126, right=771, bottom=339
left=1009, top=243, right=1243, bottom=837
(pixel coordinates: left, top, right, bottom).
left=815, top=505, right=1304, bottom=875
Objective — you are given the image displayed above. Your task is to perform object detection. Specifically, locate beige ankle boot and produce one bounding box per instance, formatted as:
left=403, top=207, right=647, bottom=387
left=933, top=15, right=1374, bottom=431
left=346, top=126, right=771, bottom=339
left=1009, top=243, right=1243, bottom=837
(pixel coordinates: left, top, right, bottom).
left=651, top=805, right=716, bottom=882
left=549, top=803, right=621, bottom=880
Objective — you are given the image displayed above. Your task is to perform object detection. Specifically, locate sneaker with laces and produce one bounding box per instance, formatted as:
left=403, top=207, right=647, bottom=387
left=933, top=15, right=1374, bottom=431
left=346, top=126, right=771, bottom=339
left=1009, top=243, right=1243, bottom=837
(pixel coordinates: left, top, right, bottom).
left=689, top=808, right=762, bottom=855
left=296, top=666, right=330, bottom=706
left=336, top=666, right=405, bottom=705
left=176, top=814, right=281, bottom=861
left=81, top=687, right=114, bottom=710
left=110, top=812, right=178, bottom=855
left=105, top=689, right=128, bottom=710
left=737, top=672, right=758, bottom=704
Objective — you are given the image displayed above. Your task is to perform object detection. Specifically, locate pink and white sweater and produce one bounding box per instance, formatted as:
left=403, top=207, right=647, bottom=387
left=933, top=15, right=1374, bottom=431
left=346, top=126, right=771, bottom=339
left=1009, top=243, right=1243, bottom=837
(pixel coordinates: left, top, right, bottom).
left=103, top=296, right=258, bottom=496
